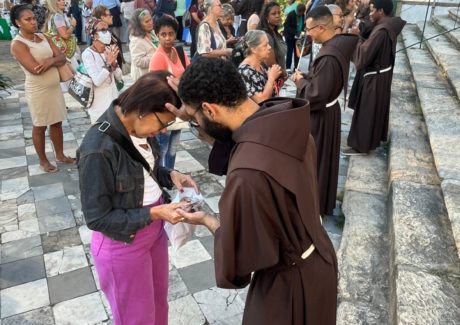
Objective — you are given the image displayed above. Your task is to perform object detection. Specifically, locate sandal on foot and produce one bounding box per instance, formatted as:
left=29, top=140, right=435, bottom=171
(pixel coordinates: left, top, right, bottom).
left=40, top=163, right=59, bottom=173
left=56, top=156, right=76, bottom=164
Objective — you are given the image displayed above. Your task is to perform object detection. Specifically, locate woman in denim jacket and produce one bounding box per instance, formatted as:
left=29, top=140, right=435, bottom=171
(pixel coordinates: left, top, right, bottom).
left=77, top=71, right=197, bottom=325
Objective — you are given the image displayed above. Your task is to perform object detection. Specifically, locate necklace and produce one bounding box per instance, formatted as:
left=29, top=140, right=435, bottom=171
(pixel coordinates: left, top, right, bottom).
left=19, top=32, right=36, bottom=43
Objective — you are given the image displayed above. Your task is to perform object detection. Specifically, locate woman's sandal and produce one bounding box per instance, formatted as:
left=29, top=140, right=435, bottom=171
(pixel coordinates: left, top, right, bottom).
left=56, top=156, right=76, bottom=164
left=39, top=163, right=59, bottom=173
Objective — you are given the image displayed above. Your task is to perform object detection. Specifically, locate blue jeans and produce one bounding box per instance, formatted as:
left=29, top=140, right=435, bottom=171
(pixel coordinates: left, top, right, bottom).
left=156, top=130, right=181, bottom=169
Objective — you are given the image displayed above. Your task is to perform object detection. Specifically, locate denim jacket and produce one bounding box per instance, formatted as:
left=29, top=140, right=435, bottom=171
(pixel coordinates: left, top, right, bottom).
left=77, top=104, right=173, bottom=243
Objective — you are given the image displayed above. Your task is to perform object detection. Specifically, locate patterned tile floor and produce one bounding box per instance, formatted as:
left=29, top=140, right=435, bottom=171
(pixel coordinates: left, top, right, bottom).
left=0, top=67, right=349, bottom=324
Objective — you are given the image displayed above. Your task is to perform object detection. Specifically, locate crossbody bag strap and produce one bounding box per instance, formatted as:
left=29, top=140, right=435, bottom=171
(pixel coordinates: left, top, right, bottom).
left=95, top=121, right=155, bottom=179
left=175, top=45, right=187, bottom=69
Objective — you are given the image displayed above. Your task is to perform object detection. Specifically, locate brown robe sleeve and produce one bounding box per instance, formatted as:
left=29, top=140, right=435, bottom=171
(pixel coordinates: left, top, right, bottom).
left=295, top=56, right=342, bottom=109
left=353, top=30, right=387, bottom=69
left=214, top=169, right=280, bottom=289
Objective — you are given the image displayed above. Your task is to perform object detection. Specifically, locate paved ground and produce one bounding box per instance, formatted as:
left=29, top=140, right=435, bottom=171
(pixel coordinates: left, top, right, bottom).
left=0, top=43, right=349, bottom=324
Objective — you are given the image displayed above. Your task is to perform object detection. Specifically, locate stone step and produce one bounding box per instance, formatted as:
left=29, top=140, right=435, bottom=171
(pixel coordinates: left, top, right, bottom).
left=416, top=21, right=460, bottom=100
left=402, top=24, right=460, bottom=258
left=388, top=38, right=460, bottom=324
left=448, top=8, right=460, bottom=22
left=336, top=150, right=389, bottom=323
left=431, top=14, right=460, bottom=50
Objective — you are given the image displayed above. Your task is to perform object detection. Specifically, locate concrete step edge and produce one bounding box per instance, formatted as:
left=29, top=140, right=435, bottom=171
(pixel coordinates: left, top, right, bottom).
left=402, top=26, right=460, bottom=260
left=336, top=150, right=389, bottom=324
left=431, top=15, right=460, bottom=51
left=415, top=21, right=460, bottom=101
left=388, top=38, right=460, bottom=324
left=448, top=8, right=460, bottom=22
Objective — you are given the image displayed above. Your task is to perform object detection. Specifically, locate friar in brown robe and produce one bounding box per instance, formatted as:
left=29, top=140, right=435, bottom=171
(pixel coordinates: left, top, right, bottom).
left=345, top=0, right=406, bottom=154
left=294, top=6, right=358, bottom=216
left=177, top=57, right=338, bottom=325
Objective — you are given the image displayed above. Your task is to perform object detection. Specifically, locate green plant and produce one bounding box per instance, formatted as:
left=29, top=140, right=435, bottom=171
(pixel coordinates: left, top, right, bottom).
left=0, top=73, right=13, bottom=98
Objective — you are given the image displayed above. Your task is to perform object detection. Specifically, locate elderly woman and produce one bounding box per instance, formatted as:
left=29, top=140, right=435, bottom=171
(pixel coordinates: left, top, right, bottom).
left=82, top=20, right=123, bottom=123
left=257, top=2, right=287, bottom=72
left=78, top=71, right=197, bottom=325
left=149, top=16, right=190, bottom=169
left=11, top=4, right=75, bottom=172
left=218, top=3, right=237, bottom=47
left=93, top=5, right=125, bottom=69
left=238, top=30, right=282, bottom=103
left=196, top=0, right=232, bottom=58
left=129, top=8, right=158, bottom=80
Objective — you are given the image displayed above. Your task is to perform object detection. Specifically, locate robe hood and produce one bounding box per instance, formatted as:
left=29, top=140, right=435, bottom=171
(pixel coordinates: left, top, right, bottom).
left=232, top=98, right=311, bottom=161
left=324, top=33, right=359, bottom=62
left=377, top=16, right=406, bottom=36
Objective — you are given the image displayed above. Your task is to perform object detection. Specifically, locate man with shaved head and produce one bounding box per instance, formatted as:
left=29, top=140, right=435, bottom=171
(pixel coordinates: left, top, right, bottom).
left=293, top=6, right=358, bottom=216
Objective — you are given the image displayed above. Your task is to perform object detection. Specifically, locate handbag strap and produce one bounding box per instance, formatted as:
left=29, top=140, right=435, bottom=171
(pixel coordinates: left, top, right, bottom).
left=95, top=121, right=156, bottom=180
left=175, top=45, right=187, bottom=69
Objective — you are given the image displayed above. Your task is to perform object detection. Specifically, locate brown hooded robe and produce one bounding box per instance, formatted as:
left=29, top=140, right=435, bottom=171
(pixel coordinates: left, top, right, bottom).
left=347, top=16, right=406, bottom=153
left=214, top=98, right=337, bottom=325
left=296, top=34, right=359, bottom=216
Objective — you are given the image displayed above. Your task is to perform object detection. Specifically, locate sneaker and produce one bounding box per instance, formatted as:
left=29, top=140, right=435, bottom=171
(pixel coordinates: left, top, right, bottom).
left=341, top=147, right=367, bottom=156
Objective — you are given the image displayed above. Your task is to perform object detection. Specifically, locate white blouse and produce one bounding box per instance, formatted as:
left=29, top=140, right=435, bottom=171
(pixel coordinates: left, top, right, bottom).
left=130, top=136, right=163, bottom=205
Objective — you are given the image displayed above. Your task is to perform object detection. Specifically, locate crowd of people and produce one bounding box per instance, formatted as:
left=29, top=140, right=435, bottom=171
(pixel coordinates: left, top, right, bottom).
left=9, top=0, right=406, bottom=324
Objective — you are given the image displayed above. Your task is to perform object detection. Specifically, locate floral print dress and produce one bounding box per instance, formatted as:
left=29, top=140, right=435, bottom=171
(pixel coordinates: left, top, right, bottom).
left=238, top=63, right=271, bottom=97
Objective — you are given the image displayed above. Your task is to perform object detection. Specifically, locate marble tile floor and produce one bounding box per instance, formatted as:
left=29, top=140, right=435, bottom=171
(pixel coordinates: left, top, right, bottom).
left=0, top=80, right=351, bottom=324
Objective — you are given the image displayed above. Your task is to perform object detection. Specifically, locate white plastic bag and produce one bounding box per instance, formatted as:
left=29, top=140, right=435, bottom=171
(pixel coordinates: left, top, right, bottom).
left=164, top=188, right=204, bottom=251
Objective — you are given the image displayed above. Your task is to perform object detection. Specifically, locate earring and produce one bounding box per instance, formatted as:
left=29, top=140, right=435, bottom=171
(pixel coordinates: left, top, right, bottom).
left=139, top=115, right=143, bottom=119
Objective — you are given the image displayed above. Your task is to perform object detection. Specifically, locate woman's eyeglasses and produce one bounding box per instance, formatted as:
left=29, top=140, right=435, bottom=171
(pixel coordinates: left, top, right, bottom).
left=154, top=112, right=175, bottom=130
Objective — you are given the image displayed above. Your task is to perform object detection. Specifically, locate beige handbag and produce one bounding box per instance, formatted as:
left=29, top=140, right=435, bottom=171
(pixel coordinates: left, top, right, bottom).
left=58, top=62, right=75, bottom=82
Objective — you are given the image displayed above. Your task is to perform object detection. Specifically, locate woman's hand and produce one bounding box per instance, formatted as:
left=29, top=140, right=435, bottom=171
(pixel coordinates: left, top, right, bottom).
left=34, top=58, right=54, bottom=74
left=106, top=46, right=120, bottom=66
left=70, top=16, right=77, bottom=28
left=267, top=64, right=282, bottom=81
left=150, top=201, right=190, bottom=224
left=170, top=170, right=199, bottom=193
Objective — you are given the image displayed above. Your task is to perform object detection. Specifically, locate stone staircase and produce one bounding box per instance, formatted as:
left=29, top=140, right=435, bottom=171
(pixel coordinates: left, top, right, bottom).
left=337, top=11, right=460, bottom=324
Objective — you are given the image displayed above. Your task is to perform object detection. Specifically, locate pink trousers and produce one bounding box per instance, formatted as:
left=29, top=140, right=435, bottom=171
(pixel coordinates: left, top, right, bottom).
left=91, top=201, right=169, bottom=325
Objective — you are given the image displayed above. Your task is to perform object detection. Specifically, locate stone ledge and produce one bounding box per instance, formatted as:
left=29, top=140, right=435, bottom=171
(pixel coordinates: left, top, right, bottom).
left=441, top=179, right=460, bottom=258
left=389, top=112, right=440, bottom=186
left=338, top=190, right=389, bottom=305
left=390, top=180, right=460, bottom=274
left=449, top=9, right=460, bottom=23
left=432, top=15, right=460, bottom=51
left=344, top=152, right=388, bottom=196
left=337, top=301, right=388, bottom=325
left=417, top=21, right=460, bottom=101
left=391, top=267, right=460, bottom=324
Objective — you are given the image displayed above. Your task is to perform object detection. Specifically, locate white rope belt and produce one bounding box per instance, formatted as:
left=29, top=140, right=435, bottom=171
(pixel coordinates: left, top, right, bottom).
left=363, top=65, right=392, bottom=78
left=301, top=244, right=316, bottom=259
left=326, top=96, right=340, bottom=108
left=299, top=216, right=322, bottom=260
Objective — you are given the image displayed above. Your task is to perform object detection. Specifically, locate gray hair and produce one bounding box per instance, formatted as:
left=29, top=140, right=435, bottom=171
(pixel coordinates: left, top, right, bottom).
left=203, top=0, right=214, bottom=14
left=243, top=30, right=267, bottom=57
left=130, top=8, right=150, bottom=37
left=222, top=3, right=234, bottom=18
left=326, top=4, right=342, bottom=16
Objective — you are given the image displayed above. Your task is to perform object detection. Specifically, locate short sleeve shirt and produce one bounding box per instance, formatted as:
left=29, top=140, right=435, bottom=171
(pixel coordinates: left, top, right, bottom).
left=238, top=63, right=269, bottom=97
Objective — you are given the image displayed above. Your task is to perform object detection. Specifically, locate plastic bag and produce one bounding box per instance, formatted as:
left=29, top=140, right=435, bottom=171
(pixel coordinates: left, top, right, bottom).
left=164, top=187, right=204, bottom=251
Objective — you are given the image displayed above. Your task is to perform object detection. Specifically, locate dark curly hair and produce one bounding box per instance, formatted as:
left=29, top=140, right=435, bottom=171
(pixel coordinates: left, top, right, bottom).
left=154, top=15, right=179, bottom=34
left=10, top=4, right=33, bottom=28
left=178, top=57, right=247, bottom=110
